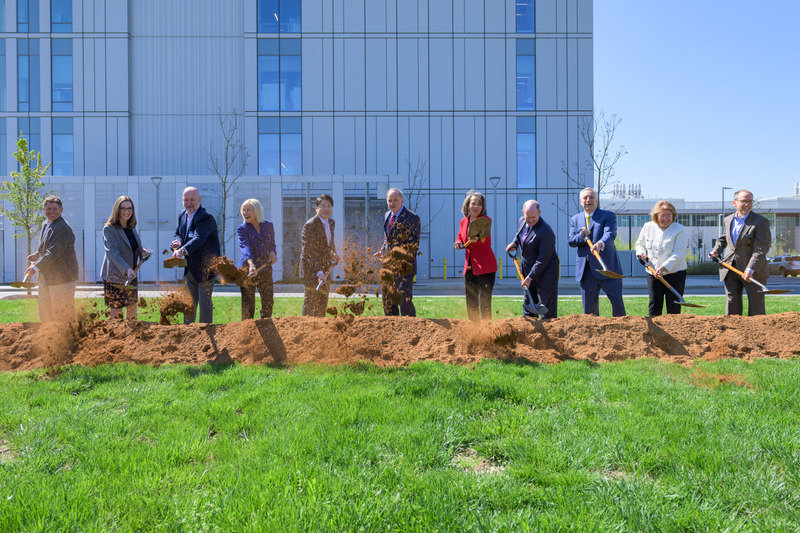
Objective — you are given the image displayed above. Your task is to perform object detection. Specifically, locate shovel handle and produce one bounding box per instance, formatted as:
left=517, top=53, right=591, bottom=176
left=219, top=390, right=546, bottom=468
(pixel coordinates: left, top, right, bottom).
left=711, top=256, right=770, bottom=291
left=507, top=249, right=524, bottom=281
left=315, top=258, right=340, bottom=291
left=585, top=237, right=611, bottom=270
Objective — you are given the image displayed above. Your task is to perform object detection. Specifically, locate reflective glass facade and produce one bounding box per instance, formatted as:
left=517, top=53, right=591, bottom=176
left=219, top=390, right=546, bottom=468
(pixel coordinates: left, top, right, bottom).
left=18, top=117, right=40, bottom=154
left=516, top=0, right=535, bottom=33
left=51, top=0, right=72, bottom=33
left=516, top=40, right=535, bottom=111
left=516, top=117, right=535, bottom=188
left=52, top=117, right=73, bottom=175
left=52, top=39, right=73, bottom=111
left=258, top=117, right=301, bottom=175
left=257, top=39, right=301, bottom=112
left=257, top=0, right=301, bottom=33
left=17, top=0, right=39, bottom=32
left=18, top=39, right=40, bottom=112
left=0, top=40, right=5, bottom=112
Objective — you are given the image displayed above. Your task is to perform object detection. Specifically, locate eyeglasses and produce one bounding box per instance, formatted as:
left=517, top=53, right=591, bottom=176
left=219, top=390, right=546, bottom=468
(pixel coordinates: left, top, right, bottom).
left=120, top=207, right=134, bottom=211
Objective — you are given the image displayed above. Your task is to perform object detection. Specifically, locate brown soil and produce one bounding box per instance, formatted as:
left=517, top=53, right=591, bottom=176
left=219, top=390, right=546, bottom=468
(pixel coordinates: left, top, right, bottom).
left=1, top=313, right=799, bottom=371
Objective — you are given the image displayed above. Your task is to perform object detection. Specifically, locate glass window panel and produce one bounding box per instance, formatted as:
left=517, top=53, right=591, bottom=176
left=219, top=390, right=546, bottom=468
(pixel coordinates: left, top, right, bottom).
left=258, top=0, right=279, bottom=33
left=516, top=55, right=535, bottom=111
left=280, top=0, right=301, bottom=32
left=258, top=55, right=280, bottom=111
left=18, top=117, right=41, bottom=154
left=281, top=54, right=301, bottom=111
left=258, top=133, right=280, bottom=175
left=516, top=39, right=535, bottom=55
left=258, top=116, right=279, bottom=133
left=18, top=40, right=40, bottom=112
left=0, top=40, right=5, bottom=112
left=281, top=116, right=301, bottom=133
left=52, top=116, right=72, bottom=134
left=280, top=133, right=301, bottom=175
left=516, top=1, right=534, bottom=33
left=0, top=118, right=6, bottom=176
left=51, top=0, right=72, bottom=32
left=52, top=127, right=73, bottom=176
left=257, top=38, right=279, bottom=55
left=516, top=132, right=535, bottom=188
left=0, top=1, right=5, bottom=33
left=52, top=40, right=73, bottom=111
left=17, top=0, right=39, bottom=32
left=280, top=38, right=301, bottom=55
left=517, top=116, right=535, bottom=133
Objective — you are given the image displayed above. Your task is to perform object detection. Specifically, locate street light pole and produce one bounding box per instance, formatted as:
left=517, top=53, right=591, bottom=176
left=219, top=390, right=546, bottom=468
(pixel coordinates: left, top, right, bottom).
left=720, top=186, right=732, bottom=237
left=489, top=176, right=501, bottom=272
left=151, top=176, right=163, bottom=283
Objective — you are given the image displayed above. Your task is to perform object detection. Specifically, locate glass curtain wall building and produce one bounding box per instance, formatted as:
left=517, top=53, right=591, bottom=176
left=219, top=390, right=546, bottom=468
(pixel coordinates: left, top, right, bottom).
left=0, top=0, right=592, bottom=282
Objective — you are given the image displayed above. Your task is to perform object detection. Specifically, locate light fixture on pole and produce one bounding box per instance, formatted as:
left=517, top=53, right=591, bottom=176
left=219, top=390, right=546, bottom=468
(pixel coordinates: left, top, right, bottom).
left=489, top=176, right=501, bottom=269
left=151, top=176, right=163, bottom=283
left=720, top=186, right=732, bottom=237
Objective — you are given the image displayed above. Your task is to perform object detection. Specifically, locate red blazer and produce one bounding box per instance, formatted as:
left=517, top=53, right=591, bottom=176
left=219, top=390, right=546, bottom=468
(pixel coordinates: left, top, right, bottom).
left=456, top=216, right=497, bottom=276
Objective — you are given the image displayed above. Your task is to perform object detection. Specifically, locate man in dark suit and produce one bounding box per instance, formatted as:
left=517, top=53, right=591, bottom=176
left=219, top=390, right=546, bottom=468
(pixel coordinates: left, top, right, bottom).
left=506, top=200, right=559, bottom=319
left=377, top=188, right=421, bottom=316
left=300, top=194, right=339, bottom=317
left=25, top=196, right=79, bottom=322
left=170, top=186, right=221, bottom=324
left=709, top=189, right=771, bottom=315
left=567, top=187, right=626, bottom=316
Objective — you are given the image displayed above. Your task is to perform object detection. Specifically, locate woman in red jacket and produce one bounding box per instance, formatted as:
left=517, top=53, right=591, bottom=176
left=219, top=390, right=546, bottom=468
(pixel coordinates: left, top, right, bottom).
left=454, top=191, right=498, bottom=321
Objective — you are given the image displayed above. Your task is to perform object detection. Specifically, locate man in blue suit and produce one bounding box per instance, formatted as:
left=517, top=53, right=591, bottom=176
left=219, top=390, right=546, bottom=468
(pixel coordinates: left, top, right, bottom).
left=170, top=186, right=221, bottom=323
left=567, top=187, right=626, bottom=316
left=377, top=188, right=421, bottom=316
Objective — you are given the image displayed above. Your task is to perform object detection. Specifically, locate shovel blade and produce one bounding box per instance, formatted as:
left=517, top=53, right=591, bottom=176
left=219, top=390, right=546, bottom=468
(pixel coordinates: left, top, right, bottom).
left=523, top=302, right=548, bottom=316
left=10, top=281, right=35, bottom=289
left=597, top=269, right=625, bottom=279
left=677, top=301, right=707, bottom=308
left=759, top=289, right=793, bottom=295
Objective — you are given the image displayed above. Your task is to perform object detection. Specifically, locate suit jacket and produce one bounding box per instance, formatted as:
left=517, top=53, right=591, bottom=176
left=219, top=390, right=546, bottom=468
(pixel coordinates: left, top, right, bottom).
left=300, top=215, right=337, bottom=287
left=383, top=207, right=421, bottom=276
left=711, top=211, right=771, bottom=282
left=456, top=216, right=497, bottom=276
left=567, top=208, right=623, bottom=281
left=173, top=206, right=221, bottom=282
left=100, top=224, right=143, bottom=284
left=34, top=216, right=79, bottom=285
left=512, top=217, right=559, bottom=284
left=237, top=221, right=277, bottom=269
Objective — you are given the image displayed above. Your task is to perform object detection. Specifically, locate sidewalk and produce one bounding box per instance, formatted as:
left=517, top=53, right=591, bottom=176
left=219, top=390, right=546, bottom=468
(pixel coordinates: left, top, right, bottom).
left=0, top=275, right=724, bottom=299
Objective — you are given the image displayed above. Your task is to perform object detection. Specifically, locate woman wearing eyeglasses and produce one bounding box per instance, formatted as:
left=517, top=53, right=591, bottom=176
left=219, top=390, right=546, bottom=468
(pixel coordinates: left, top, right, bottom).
left=100, top=196, right=151, bottom=319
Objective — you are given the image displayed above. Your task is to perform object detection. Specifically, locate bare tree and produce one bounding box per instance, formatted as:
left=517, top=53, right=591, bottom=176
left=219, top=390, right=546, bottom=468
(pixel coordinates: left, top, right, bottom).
left=555, top=111, right=628, bottom=216
left=402, top=155, right=445, bottom=234
left=207, top=109, right=250, bottom=256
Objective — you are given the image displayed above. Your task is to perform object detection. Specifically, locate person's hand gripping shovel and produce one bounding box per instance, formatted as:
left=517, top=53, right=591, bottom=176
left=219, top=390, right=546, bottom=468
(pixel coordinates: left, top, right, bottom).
left=10, top=265, right=37, bottom=289
left=112, top=249, right=152, bottom=291
left=315, top=257, right=341, bottom=292
left=506, top=248, right=548, bottom=316
left=638, top=255, right=706, bottom=308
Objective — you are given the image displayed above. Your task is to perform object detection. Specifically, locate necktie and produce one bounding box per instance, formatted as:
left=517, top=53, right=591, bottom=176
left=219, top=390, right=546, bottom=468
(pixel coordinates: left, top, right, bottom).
left=387, top=213, right=396, bottom=232
left=585, top=214, right=591, bottom=228
left=522, top=225, right=531, bottom=241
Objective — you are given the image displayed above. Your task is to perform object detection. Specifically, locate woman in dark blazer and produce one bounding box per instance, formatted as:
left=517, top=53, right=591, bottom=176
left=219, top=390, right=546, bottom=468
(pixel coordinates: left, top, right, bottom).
left=453, top=190, right=497, bottom=321
left=237, top=198, right=277, bottom=320
left=101, top=196, right=150, bottom=319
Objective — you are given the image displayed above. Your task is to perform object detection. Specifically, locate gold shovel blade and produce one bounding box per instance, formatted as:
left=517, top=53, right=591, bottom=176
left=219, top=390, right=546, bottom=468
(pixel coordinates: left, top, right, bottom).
left=10, top=281, right=36, bottom=288
left=597, top=269, right=625, bottom=279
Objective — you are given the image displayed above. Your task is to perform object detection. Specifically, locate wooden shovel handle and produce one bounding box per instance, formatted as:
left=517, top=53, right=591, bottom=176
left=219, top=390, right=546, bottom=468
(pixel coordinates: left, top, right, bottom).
left=512, top=257, right=524, bottom=281
left=585, top=237, right=604, bottom=262
left=719, top=259, right=746, bottom=278
left=645, top=263, right=675, bottom=290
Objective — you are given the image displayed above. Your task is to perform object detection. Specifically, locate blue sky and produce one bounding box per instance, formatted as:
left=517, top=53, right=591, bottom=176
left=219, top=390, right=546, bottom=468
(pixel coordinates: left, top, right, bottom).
left=594, top=1, right=800, bottom=202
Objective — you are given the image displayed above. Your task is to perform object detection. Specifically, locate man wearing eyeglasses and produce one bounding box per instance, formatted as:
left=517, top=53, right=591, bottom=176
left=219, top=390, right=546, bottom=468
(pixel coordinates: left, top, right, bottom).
left=709, top=189, right=771, bottom=315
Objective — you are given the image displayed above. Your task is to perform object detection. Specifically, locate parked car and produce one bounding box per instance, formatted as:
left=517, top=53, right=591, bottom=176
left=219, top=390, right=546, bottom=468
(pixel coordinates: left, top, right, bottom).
left=767, top=255, right=800, bottom=277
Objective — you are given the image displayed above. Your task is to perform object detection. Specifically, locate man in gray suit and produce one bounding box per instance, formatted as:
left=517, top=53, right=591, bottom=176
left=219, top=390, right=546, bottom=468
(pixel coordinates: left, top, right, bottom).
left=709, top=189, right=772, bottom=315
left=25, top=196, right=79, bottom=322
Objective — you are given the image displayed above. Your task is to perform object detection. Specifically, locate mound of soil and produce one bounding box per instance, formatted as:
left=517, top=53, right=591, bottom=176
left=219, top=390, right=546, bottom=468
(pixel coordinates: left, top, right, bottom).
left=1, top=313, right=799, bottom=371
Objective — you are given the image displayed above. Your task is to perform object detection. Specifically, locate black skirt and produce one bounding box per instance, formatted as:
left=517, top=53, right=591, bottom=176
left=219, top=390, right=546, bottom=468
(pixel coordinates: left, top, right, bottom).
left=103, top=279, right=138, bottom=309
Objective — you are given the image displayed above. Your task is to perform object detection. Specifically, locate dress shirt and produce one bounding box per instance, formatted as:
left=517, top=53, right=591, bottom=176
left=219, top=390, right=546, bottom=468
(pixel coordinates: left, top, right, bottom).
left=321, top=218, right=331, bottom=244
left=240, top=222, right=277, bottom=269
left=731, top=215, right=746, bottom=244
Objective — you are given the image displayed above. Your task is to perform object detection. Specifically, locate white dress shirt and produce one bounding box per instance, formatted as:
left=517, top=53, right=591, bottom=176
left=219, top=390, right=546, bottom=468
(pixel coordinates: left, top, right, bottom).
left=634, top=221, right=689, bottom=273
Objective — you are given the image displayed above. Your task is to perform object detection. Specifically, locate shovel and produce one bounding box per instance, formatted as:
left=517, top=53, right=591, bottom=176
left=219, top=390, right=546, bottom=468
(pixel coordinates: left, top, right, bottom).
left=462, top=217, right=492, bottom=248
left=711, top=255, right=792, bottom=294
left=507, top=249, right=549, bottom=316
left=111, top=250, right=152, bottom=291
left=638, top=256, right=707, bottom=308
left=162, top=248, right=188, bottom=269
left=315, top=258, right=341, bottom=292
left=10, top=266, right=36, bottom=289
left=584, top=237, right=625, bottom=279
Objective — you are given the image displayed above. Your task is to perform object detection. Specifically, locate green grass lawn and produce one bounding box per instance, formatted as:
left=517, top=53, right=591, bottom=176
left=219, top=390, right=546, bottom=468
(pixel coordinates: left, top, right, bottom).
left=1, top=358, right=799, bottom=530
left=1, top=294, right=798, bottom=324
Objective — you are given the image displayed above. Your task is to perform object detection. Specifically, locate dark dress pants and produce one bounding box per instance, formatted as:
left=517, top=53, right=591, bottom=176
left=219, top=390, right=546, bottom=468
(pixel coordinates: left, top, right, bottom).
left=382, top=272, right=416, bottom=316
left=580, top=269, right=626, bottom=317
left=240, top=267, right=274, bottom=320
left=185, top=271, right=214, bottom=324
left=465, top=269, right=495, bottom=321
left=646, top=270, right=686, bottom=316
left=723, top=272, right=766, bottom=316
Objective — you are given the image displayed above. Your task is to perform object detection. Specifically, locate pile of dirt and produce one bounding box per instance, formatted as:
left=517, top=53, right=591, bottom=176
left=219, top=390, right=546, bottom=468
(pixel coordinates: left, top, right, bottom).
left=1, top=313, right=799, bottom=372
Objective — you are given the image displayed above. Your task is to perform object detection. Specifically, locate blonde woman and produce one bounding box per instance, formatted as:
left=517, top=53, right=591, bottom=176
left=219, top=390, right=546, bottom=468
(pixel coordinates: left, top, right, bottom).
left=101, top=196, right=150, bottom=319
left=635, top=201, right=689, bottom=316
left=237, top=199, right=277, bottom=319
